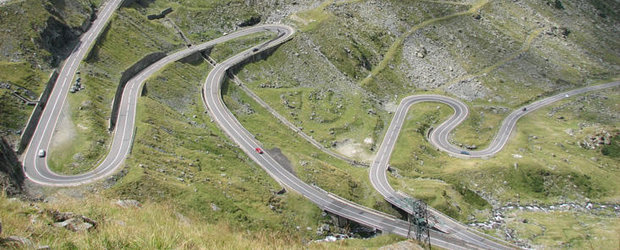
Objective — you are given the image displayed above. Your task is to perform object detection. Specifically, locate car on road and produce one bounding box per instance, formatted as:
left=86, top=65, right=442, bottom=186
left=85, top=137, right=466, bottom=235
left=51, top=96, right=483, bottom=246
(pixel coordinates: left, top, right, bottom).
left=460, top=150, right=470, bottom=155
left=522, top=107, right=527, bottom=111
left=565, top=94, right=569, bottom=97
left=255, top=147, right=263, bottom=154
left=38, top=149, right=46, bottom=157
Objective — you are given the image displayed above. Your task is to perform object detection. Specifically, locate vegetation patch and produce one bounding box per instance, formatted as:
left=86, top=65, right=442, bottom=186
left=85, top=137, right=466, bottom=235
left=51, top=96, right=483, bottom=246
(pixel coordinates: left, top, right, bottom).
left=0, top=192, right=316, bottom=249
left=389, top=103, right=491, bottom=221
left=209, top=32, right=278, bottom=63
left=222, top=78, right=389, bottom=210
left=601, top=134, right=620, bottom=159
left=504, top=210, right=620, bottom=249
left=501, top=165, right=606, bottom=199
left=389, top=87, right=620, bottom=230
left=48, top=6, right=184, bottom=174
left=1, top=0, right=618, bottom=248
left=0, top=0, right=95, bottom=142
left=103, top=59, right=329, bottom=241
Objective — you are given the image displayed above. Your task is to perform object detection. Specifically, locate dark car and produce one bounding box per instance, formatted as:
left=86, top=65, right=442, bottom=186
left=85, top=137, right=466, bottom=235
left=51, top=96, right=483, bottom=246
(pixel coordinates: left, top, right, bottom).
left=460, top=150, right=470, bottom=155
left=522, top=107, right=527, bottom=111
left=255, top=147, right=264, bottom=154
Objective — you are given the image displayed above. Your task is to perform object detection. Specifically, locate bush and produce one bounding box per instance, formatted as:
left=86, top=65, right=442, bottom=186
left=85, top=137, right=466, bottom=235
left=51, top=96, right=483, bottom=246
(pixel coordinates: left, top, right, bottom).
left=454, top=185, right=490, bottom=209
left=601, top=136, right=620, bottom=158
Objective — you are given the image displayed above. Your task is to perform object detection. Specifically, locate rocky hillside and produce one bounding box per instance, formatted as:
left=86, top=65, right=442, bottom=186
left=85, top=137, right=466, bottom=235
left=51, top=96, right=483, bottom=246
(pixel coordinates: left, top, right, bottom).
left=0, top=0, right=618, bottom=248
left=0, top=0, right=98, bottom=148
left=0, top=0, right=97, bottom=68
left=0, top=137, right=23, bottom=195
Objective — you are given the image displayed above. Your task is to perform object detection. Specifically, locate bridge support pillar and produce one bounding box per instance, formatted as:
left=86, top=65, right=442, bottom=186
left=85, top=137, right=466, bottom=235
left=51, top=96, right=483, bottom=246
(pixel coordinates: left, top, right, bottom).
left=391, top=203, right=410, bottom=221
left=323, top=211, right=381, bottom=237
left=328, top=212, right=350, bottom=229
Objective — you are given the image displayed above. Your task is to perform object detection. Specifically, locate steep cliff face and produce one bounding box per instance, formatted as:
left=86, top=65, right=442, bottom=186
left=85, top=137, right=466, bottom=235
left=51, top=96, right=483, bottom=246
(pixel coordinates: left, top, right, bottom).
left=0, top=0, right=96, bottom=68
left=39, top=16, right=80, bottom=67
left=0, top=137, right=24, bottom=196
left=39, top=0, right=97, bottom=67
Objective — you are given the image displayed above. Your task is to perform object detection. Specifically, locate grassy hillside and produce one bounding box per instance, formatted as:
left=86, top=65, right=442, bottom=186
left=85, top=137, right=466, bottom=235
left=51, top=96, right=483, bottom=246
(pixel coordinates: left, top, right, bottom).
left=48, top=5, right=184, bottom=174
left=388, top=85, right=619, bottom=245
left=230, top=0, right=619, bottom=247
left=0, top=0, right=618, bottom=248
left=0, top=192, right=405, bottom=248
left=0, top=0, right=98, bottom=145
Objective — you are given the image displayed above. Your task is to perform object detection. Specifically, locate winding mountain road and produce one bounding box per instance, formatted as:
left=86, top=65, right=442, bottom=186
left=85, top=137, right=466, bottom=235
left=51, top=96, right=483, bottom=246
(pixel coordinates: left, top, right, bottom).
left=20, top=0, right=619, bottom=248
left=20, top=21, right=492, bottom=248
left=200, top=24, right=518, bottom=250
left=22, top=0, right=125, bottom=185
left=369, top=81, right=619, bottom=248
left=430, top=82, right=620, bottom=158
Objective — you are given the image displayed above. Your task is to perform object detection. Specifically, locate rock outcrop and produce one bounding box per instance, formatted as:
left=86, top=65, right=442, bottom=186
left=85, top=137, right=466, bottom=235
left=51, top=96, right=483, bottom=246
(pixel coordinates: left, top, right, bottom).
left=48, top=209, right=98, bottom=232
left=0, top=137, right=24, bottom=195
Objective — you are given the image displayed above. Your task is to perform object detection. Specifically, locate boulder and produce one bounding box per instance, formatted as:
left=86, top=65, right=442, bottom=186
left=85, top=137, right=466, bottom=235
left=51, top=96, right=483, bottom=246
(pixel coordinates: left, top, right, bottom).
left=53, top=218, right=94, bottom=232
left=47, top=209, right=98, bottom=232
left=115, top=199, right=142, bottom=208
left=210, top=203, right=220, bottom=211
left=1, top=236, right=34, bottom=248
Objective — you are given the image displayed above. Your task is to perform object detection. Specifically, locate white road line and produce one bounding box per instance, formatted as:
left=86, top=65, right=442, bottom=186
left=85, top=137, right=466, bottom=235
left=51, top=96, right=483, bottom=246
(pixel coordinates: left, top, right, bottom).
left=23, top=1, right=619, bottom=246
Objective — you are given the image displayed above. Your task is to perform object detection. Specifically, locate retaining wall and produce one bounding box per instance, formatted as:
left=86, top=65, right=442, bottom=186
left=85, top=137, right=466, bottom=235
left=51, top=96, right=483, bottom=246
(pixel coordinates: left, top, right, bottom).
left=17, top=70, right=58, bottom=154
left=109, top=52, right=166, bottom=131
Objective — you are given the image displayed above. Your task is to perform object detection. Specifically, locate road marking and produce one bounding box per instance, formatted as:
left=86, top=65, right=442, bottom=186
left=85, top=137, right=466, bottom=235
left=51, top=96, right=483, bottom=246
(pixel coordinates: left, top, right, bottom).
left=23, top=1, right=619, bottom=245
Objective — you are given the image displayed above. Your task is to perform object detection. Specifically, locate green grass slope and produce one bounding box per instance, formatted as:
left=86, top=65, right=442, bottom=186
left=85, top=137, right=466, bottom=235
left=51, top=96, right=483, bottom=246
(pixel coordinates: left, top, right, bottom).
left=0, top=0, right=618, bottom=248
left=0, top=0, right=98, bottom=144
left=0, top=192, right=405, bottom=248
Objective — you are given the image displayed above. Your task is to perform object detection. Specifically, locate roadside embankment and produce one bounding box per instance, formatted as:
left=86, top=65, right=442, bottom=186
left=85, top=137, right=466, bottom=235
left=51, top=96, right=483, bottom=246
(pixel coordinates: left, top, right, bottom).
left=17, top=70, right=58, bottom=154
left=109, top=52, right=166, bottom=131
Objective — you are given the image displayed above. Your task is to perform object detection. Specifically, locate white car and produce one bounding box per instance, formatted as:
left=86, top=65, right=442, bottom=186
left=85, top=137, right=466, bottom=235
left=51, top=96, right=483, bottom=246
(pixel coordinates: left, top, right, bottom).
left=564, top=94, right=569, bottom=97
left=38, top=149, right=46, bottom=157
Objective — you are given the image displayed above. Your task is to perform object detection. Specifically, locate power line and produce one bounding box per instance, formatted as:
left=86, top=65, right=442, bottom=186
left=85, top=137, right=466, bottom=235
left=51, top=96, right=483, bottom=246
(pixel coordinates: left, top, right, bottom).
left=405, top=198, right=431, bottom=248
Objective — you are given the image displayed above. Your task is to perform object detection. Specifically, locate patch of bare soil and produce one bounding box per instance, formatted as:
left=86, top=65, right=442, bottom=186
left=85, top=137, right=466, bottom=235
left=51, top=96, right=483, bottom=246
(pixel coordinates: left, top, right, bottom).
left=49, top=103, right=76, bottom=149
left=334, top=139, right=376, bottom=162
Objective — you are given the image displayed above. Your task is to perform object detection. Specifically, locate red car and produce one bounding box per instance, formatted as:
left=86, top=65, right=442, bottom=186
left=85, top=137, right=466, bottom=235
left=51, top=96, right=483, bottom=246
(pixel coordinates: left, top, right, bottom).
left=255, top=147, right=264, bottom=154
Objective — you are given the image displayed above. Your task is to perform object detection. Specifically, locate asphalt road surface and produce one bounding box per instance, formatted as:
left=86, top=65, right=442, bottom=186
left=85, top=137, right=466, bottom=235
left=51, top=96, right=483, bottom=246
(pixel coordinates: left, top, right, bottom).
left=21, top=0, right=619, bottom=247
left=201, top=25, right=517, bottom=250
left=21, top=19, right=496, bottom=247
left=22, top=0, right=124, bottom=185
left=369, top=83, right=619, bottom=248
left=427, top=82, right=620, bottom=158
